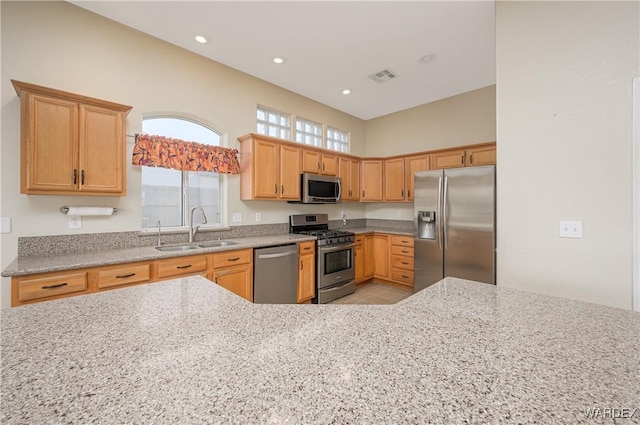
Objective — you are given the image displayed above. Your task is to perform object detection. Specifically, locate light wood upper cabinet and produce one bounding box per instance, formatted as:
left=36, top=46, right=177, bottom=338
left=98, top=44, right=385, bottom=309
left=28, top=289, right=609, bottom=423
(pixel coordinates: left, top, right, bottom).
left=431, top=148, right=467, bottom=169
left=239, top=134, right=301, bottom=201
left=361, top=160, right=384, bottom=201
left=384, top=158, right=406, bottom=201
left=303, top=149, right=337, bottom=176
left=13, top=80, right=131, bottom=196
left=405, top=155, right=430, bottom=201
left=466, top=145, right=496, bottom=166
left=338, top=157, right=360, bottom=201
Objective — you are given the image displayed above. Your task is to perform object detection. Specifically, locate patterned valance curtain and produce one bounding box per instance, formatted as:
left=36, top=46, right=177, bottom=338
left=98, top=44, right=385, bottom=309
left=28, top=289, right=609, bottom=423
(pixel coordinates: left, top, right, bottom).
left=131, top=134, right=241, bottom=174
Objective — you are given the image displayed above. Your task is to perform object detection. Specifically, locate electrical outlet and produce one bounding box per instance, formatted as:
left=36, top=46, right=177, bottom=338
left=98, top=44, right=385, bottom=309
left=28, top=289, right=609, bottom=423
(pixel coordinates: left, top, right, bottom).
left=559, top=221, right=583, bottom=238
left=68, top=215, right=82, bottom=229
left=232, top=213, right=242, bottom=223
left=255, top=212, right=262, bottom=222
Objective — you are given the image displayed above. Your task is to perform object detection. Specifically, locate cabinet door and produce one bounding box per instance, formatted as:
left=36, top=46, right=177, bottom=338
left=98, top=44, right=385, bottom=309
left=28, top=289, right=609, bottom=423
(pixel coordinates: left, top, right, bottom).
left=23, top=93, right=79, bottom=193
left=364, top=235, right=375, bottom=278
left=431, top=149, right=467, bottom=169
left=321, top=153, right=338, bottom=176
left=360, top=160, right=383, bottom=201
left=297, top=253, right=315, bottom=302
left=253, top=139, right=280, bottom=198
left=384, top=158, right=406, bottom=201
left=349, top=159, right=360, bottom=201
left=280, top=145, right=301, bottom=200
left=214, top=264, right=253, bottom=302
left=156, top=255, right=209, bottom=279
left=372, top=234, right=389, bottom=279
left=79, top=104, right=125, bottom=194
left=467, top=145, right=496, bottom=166
left=405, top=155, right=430, bottom=201
left=354, top=240, right=365, bottom=283
left=302, top=150, right=322, bottom=174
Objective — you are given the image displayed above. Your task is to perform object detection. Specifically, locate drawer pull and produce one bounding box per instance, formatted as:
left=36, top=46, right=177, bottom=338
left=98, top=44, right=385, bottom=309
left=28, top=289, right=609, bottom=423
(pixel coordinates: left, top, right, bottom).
left=42, top=282, right=68, bottom=290
left=176, top=265, right=192, bottom=269
left=115, top=273, right=136, bottom=279
left=402, top=275, right=410, bottom=279
left=228, top=257, right=240, bottom=262
left=401, top=250, right=409, bottom=254
left=401, top=240, right=409, bottom=244
left=303, top=247, right=312, bottom=250
left=401, top=261, right=409, bottom=265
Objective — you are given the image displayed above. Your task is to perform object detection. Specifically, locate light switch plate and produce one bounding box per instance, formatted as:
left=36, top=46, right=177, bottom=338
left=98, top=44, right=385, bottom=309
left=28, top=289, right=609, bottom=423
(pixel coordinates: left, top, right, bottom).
left=255, top=212, right=262, bottom=222
left=560, top=221, right=583, bottom=238
left=69, top=215, right=82, bottom=229
left=232, top=213, right=242, bottom=223
left=1, top=217, right=11, bottom=234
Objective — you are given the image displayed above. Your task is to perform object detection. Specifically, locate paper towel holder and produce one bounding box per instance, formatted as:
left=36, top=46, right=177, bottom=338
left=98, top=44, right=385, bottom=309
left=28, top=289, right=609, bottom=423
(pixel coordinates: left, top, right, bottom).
left=60, top=206, right=118, bottom=214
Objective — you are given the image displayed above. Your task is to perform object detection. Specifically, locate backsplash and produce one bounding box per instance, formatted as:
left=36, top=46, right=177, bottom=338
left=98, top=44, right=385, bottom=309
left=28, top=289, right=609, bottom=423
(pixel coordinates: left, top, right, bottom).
left=17, top=218, right=412, bottom=257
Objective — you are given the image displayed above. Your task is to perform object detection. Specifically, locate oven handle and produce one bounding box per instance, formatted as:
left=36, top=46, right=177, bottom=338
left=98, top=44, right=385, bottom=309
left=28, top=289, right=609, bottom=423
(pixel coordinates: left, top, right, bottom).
left=317, top=243, right=355, bottom=254
left=320, top=280, right=355, bottom=293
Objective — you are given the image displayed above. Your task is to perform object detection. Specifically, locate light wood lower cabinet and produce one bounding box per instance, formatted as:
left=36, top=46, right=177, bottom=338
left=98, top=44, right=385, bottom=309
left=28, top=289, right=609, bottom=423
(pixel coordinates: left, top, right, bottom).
left=389, top=235, right=414, bottom=288
left=96, top=262, right=151, bottom=290
left=297, top=241, right=315, bottom=303
left=211, top=249, right=253, bottom=302
left=155, top=255, right=209, bottom=279
left=373, top=234, right=390, bottom=280
left=355, top=234, right=375, bottom=284
left=12, top=270, right=89, bottom=305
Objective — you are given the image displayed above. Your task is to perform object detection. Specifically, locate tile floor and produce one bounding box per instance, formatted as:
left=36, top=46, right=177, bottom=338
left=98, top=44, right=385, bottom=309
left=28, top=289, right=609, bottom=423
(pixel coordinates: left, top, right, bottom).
left=329, top=281, right=412, bottom=305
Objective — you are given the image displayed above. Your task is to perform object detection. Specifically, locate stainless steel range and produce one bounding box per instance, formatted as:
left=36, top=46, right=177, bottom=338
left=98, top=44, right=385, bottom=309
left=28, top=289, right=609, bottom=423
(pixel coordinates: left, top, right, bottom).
left=289, top=214, right=355, bottom=304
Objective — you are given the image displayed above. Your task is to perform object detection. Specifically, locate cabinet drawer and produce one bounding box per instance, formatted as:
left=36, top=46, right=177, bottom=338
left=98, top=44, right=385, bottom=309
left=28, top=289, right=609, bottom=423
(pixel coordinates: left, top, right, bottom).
left=391, top=245, right=413, bottom=256
left=212, top=249, right=252, bottom=268
left=98, top=263, right=151, bottom=289
left=157, top=255, right=209, bottom=279
left=391, top=268, right=414, bottom=285
left=391, top=255, right=414, bottom=270
left=17, top=271, right=88, bottom=302
left=298, top=241, right=315, bottom=254
left=390, top=235, right=414, bottom=247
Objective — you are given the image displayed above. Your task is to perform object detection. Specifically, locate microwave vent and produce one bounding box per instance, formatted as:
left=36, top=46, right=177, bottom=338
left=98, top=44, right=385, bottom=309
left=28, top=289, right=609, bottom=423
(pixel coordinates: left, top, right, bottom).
left=368, top=69, right=398, bottom=83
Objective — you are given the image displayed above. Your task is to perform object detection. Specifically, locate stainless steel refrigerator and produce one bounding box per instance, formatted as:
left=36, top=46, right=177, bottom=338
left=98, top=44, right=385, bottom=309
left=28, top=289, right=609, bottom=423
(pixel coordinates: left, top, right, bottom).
left=414, top=165, right=495, bottom=291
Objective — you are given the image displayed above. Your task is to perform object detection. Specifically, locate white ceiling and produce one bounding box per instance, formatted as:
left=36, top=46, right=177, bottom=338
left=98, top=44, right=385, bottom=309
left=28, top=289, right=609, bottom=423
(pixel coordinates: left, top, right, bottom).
left=70, top=1, right=496, bottom=120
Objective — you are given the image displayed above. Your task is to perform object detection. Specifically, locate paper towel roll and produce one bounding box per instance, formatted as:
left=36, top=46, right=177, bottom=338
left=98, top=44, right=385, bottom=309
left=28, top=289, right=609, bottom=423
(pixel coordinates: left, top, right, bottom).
left=66, top=207, right=114, bottom=216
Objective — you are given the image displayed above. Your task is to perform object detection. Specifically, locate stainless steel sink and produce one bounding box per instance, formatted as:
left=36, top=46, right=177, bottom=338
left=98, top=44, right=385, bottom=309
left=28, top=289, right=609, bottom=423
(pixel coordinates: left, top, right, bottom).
left=197, top=240, right=238, bottom=248
left=155, top=244, right=201, bottom=252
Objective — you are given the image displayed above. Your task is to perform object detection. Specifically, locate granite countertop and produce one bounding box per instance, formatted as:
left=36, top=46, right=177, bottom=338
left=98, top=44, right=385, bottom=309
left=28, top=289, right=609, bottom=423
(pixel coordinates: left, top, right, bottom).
left=2, top=234, right=315, bottom=277
left=2, top=277, right=638, bottom=424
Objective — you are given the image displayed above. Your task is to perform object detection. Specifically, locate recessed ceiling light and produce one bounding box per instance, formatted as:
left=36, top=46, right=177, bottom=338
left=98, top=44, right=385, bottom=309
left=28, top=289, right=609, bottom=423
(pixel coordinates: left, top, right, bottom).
left=195, top=35, right=208, bottom=44
left=418, top=54, right=437, bottom=64
left=342, top=89, right=351, bottom=95
left=273, top=57, right=286, bottom=64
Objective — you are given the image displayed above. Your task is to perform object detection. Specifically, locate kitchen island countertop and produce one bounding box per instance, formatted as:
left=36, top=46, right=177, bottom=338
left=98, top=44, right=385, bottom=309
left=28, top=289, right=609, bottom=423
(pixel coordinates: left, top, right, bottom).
left=2, top=276, right=638, bottom=424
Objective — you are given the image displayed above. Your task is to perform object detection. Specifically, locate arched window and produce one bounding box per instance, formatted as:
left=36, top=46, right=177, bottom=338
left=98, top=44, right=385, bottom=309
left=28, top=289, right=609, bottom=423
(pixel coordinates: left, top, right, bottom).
left=141, top=117, right=222, bottom=230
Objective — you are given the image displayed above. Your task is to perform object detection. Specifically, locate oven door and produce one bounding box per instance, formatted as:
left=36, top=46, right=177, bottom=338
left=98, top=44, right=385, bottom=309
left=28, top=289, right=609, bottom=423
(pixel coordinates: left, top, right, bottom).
left=317, top=243, right=355, bottom=289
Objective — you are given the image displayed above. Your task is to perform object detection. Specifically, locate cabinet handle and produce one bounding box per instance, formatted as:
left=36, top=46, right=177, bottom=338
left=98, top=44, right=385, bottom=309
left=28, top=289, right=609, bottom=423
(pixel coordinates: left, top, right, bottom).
left=401, top=189, right=404, bottom=197
left=401, top=250, right=409, bottom=254
left=176, top=265, right=192, bottom=269
left=470, top=154, right=473, bottom=164
left=274, top=184, right=278, bottom=194
left=407, top=189, right=411, bottom=198
left=322, top=162, right=325, bottom=171
left=228, top=257, right=240, bottom=262
left=42, top=282, right=68, bottom=289
left=73, top=169, right=77, bottom=185
left=461, top=155, right=464, bottom=165
left=402, top=275, right=410, bottom=279
left=115, top=273, right=136, bottom=279
left=401, top=240, right=409, bottom=244
left=81, top=170, right=85, bottom=185
left=303, top=246, right=312, bottom=250
left=401, top=261, right=409, bottom=265
left=281, top=185, right=284, bottom=194
left=301, top=262, right=304, bottom=270
left=362, top=190, right=365, bottom=197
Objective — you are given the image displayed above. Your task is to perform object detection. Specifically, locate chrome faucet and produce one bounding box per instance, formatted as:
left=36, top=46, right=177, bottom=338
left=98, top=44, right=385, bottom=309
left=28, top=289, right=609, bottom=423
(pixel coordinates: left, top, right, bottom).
left=189, top=206, right=208, bottom=243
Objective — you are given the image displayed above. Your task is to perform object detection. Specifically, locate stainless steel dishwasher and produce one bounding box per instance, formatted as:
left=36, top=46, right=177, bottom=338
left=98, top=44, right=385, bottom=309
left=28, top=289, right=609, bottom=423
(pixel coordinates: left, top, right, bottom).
left=253, top=244, right=299, bottom=304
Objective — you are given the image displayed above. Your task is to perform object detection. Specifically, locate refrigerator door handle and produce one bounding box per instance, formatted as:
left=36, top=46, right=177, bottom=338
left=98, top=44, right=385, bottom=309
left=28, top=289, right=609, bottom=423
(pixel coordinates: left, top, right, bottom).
left=443, top=175, right=449, bottom=250
left=437, top=176, right=443, bottom=249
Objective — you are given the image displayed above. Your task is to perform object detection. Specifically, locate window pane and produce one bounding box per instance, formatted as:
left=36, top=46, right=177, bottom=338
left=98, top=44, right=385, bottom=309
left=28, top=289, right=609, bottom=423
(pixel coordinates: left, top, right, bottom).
left=142, top=117, right=221, bottom=229
left=295, top=117, right=323, bottom=147
left=326, top=126, right=349, bottom=153
left=257, top=105, right=291, bottom=140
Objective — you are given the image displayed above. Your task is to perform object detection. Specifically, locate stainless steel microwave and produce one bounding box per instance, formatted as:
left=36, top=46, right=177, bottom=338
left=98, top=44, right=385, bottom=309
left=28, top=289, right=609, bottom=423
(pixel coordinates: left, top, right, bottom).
left=294, top=173, right=342, bottom=204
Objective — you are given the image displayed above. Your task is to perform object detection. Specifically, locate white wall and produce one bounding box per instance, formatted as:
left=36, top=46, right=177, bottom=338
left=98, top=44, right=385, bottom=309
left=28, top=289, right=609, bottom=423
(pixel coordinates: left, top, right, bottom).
left=496, top=1, right=639, bottom=309
left=0, top=1, right=367, bottom=308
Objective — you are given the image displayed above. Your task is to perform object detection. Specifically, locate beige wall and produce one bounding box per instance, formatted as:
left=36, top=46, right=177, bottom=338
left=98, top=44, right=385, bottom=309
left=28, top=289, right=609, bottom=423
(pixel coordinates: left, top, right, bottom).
left=496, top=1, right=639, bottom=309
left=0, top=1, right=368, bottom=308
left=364, top=85, right=496, bottom=157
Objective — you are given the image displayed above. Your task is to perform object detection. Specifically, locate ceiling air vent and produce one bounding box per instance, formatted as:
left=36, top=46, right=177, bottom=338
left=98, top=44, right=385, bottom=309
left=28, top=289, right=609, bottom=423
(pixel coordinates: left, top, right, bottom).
left=368, top=69, right=398, bottom=83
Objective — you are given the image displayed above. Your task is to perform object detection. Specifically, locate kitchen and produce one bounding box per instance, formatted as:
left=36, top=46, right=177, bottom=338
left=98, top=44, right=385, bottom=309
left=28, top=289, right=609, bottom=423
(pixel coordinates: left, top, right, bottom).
left=1, top=1, right=639, bottom=424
